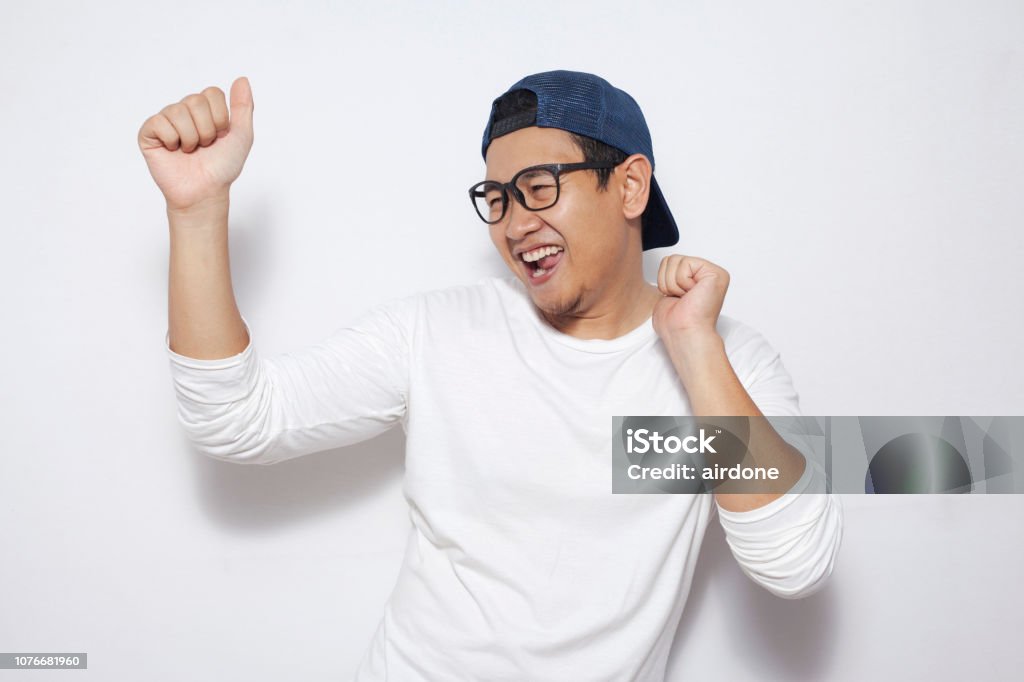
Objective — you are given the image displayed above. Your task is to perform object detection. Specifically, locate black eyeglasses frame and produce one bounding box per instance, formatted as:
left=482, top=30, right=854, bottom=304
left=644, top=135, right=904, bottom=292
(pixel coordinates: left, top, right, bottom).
left=468, top=161, right=621, bottom=225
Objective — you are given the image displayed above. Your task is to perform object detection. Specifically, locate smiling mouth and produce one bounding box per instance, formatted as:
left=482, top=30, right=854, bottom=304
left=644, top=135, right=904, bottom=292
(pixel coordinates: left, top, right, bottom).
left=519, top=246, right=565, bottom=281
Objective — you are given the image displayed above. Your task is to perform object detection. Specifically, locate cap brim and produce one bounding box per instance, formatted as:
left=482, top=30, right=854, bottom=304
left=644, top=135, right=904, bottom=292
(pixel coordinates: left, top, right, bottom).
left=642, top=175, right=679, bottom=251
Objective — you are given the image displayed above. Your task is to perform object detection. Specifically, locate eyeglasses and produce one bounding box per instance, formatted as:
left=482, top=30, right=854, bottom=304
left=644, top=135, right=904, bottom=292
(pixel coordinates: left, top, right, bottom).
left=468, top=161, right=621, bottom=225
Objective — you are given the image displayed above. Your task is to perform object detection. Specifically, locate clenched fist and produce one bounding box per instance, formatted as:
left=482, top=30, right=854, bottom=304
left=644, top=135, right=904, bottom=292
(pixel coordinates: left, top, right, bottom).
left=137, top=76, right=254, bottom=212
left=652, top=254, right=731, bottom=340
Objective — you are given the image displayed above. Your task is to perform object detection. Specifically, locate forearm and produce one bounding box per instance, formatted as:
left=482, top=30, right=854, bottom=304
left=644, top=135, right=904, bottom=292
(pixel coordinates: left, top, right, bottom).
left=167, top=190, right=249, bottom=359
left=663, top=329, right=806, bottom=512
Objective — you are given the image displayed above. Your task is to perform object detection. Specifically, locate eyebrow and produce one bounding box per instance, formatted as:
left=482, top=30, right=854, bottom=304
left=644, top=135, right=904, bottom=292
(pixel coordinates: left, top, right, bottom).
left=484, top=163, right=555, bottom=184
left=517, top=169, right=550, bottom=181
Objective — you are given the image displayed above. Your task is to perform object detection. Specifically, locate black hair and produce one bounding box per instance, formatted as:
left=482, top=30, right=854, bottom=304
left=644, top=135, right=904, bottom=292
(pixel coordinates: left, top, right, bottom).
left=490, top=89, right=628, bottom=190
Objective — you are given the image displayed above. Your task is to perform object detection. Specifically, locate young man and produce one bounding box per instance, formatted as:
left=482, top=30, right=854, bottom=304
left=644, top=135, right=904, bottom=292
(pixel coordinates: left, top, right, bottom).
left=139, top=70, right=842, bottom=681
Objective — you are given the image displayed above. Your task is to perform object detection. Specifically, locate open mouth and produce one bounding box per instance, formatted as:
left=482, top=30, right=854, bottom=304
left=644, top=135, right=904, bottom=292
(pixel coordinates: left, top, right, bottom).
left=519, top=245, right=564, bottom=283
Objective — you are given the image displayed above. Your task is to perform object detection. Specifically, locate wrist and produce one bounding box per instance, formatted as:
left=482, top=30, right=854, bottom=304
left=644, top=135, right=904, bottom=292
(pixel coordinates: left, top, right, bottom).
left=661, top=325, right=723, bottom=353
left=167, top=191, right=230, bottom=230
left=662, top=327, right=727, bottom=384
left=166, top=190, right=230, bottom=217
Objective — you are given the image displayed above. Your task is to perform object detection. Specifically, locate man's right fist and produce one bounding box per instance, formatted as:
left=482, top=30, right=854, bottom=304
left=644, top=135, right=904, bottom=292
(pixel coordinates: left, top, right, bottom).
left=138, top=76, right=255, bottom=212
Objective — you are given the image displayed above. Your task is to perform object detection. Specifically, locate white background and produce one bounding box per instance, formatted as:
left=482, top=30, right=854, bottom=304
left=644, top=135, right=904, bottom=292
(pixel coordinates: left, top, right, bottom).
left=1, top=0, right=1022, bottom=679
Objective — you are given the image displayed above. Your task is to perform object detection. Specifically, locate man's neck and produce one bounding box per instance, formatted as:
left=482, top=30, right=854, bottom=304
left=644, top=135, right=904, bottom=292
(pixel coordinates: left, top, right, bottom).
left=540, top=277, right=663, bottom=341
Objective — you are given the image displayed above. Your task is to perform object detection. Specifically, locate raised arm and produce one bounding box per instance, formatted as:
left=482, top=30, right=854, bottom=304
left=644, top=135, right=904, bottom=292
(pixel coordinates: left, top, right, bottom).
left=140, top=77, right=412, bottom=465
left=138, top=76, right=255, bottom=359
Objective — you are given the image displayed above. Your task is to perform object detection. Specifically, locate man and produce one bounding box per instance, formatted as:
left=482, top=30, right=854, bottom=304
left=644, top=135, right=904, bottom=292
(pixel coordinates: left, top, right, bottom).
left=139, top=70, right=842, bottom=681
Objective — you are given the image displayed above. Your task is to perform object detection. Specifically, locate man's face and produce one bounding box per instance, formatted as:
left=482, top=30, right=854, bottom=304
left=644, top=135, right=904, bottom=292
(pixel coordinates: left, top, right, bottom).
left=484, top=126, right=635, bottom=318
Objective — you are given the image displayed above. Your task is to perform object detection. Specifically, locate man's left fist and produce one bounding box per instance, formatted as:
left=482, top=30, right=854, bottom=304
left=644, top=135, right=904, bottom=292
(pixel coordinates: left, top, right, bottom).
left=653, top=254, right=730, bottom=339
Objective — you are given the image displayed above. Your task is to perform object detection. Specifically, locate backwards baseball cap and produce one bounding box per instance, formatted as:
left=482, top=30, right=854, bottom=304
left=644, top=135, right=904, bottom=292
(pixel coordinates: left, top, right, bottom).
left=480, top=70, right=679, bottom=251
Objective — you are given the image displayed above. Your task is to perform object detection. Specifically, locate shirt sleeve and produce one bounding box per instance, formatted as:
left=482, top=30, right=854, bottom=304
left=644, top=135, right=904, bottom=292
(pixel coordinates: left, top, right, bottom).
left=714, top=321, right=844, bottom=599
left=164, top=297, right=416, bottom=465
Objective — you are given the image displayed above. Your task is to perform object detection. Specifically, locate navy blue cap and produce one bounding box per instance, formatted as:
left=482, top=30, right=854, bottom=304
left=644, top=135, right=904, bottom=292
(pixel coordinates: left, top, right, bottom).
left=481, top=70, right=679, bottom=251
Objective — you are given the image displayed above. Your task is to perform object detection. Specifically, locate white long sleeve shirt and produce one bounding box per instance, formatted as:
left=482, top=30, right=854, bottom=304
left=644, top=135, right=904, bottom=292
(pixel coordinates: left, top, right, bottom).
left=165, top=275, right=842, bottom=681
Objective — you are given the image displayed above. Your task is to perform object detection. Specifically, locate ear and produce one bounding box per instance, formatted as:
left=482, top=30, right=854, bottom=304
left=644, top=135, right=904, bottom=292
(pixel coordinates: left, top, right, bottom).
left=619, top=153, right=652, bottom=221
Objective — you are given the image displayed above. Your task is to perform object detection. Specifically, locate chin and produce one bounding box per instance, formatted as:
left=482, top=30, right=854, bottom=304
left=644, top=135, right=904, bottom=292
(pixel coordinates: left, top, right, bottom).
left=529, top=288, right=585, bottom=319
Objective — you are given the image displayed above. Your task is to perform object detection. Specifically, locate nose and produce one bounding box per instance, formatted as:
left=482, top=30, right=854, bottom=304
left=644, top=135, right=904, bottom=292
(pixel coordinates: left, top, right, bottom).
left=503, top=197, right=544, bottom=241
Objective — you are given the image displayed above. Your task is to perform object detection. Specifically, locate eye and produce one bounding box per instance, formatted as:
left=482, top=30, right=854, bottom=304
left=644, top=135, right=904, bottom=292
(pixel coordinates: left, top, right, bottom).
left=528, top=183, right=556, bottom=203
left=483, top=187, right=503, bottom=206
left=516, top=170, right=558, bottom=206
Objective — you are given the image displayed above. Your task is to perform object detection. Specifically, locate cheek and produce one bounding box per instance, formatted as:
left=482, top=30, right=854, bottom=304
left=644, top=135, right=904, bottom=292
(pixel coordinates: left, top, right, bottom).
left=556, top=204, right=617, bottom=265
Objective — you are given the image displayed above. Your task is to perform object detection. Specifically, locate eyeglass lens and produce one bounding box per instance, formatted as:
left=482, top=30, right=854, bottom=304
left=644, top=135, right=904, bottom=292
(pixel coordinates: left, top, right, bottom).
left=473, top=168, right=560, bottom=223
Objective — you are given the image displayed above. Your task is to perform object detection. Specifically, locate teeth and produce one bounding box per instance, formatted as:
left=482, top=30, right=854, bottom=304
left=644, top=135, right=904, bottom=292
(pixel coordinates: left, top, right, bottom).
left=532, top=266, right=548, bottom=277
left=521, top=245, right=563, bottom=263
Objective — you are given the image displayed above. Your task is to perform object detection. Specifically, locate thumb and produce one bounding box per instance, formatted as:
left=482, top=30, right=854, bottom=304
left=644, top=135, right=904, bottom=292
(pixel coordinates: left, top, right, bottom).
left=228, top=76, right=254, bottom=136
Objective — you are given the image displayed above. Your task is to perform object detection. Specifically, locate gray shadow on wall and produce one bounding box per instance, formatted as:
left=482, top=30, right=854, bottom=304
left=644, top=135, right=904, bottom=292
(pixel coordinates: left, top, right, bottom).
left=189, top=428, right=406, bottom=533
left=666, top=519, right=840, bottom=680
left=227, top=193, right=276, bottom=308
